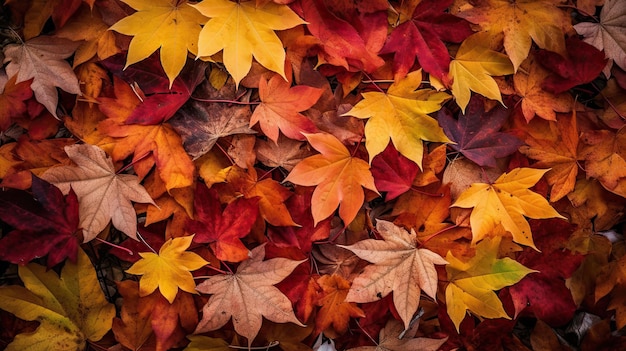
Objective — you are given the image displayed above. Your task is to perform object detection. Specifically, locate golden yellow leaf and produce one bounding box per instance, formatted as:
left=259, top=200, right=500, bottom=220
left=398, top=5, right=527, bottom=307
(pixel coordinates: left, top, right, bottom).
left=343, top=70, right=452, bottom=168
left=451, top=167, right=565, bottom=249
left=193, top=0, right=305, bottom=86
left=109, top=0, right=207, bottom=86
left=126, top=235, right=209, bottom=304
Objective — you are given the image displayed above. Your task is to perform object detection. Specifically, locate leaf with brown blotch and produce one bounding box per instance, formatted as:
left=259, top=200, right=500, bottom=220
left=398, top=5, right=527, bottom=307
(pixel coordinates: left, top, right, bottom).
left=579, top=128, right=626, bottom=198
left=284, top=132, right=379, bottom=226
left=251, top=72, right=322, bottom=143
left=195, top=244, right=305, bottom=345
left=339, top=220, right=448, bottom=330
left=40, top=143, right=155, bottom=242
left=347, top=318, right=448, bottom=351
left=3, top=36, right=81, bottom=118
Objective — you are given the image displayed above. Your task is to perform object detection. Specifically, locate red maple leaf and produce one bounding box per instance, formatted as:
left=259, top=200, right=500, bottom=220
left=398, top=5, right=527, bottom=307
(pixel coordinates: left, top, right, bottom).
left=371, top=144, right=420, bottom=201
left=186, top=183, right=260, bottom=263
left=0, top=175, right=80, bottom=267
left=438, top=95, right=523, bottom=168
left=381, top=0, right=472, bottom=82
left=535, top=36, right=607, bottom=94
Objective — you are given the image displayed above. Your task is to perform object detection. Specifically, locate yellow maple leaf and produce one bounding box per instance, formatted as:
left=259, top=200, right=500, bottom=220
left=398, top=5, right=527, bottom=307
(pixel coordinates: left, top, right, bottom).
left=284, top=133, right=379, bottom=226
left=445, top=237, right=537, bottom=331
left=449, top=32, right=514, bottom=112
left=343, top=70, right=451, bottom=168
left=193, top=0, right=305, bottom=86
left=109, top=0, right=207, bottom=86
left=457, top=0, right=569, bottom=71
left=126, top=235, right=209, bottom=304
left=451, top=167, right=566, bottom=249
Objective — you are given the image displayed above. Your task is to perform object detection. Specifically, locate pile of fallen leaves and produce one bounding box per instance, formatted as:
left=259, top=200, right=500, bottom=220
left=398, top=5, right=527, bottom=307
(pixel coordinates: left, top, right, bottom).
left=1, top=0, right=626, bottom=350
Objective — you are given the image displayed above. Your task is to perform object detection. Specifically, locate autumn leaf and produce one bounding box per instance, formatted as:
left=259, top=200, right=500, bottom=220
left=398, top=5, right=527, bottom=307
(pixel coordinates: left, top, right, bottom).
left=112, top=280, right=155, bottom=351
left=370, top=144, right=420, bottom=201
left=284, top=132, right=378, bottom=226
left=457, top=0, right=569, bottom=71
left=0, top=175, right=80, bottom=268
left=339, top=220, right=448, bottom=330
left=347, top=318, right=447, bottom=351
left=250, top=72, right=322, bottom=143
left=579, top=128, right=626, bottom=198
left=382, top=0, right=472, bottom=82
left=40, top=143, right=155, bottom=241
left=126, top=235, right=209, bottom=304
left=193, top=0, right=305, bottom=86
left=315, top=274, right=365, bottom=336
left=255, top=135, right=312, bottom=172
left=109, top=0, right=207, bottom=86
left=185, top=183, right=259, bottom=263
left=3, top=36, right=81, bottom=118
left=195, top=244, right=305, bottom=345
left=519, top=111, right=579, bottom=202
left=0, top=248, right=115, bottom=350
left=445, top=237, right=536, bottom=331
left=0, top=75, right=33, bottom=130
left=343, top=70, right=451, bottom=167
left=448, top=32, right=515, bottom=112
left=21, top=0, right=84, bottom=40
left=438, top=95, right=522, bottom=168
left=451, top=167, right=566, bottom=249
left=575, top=0, right=626, bottom=73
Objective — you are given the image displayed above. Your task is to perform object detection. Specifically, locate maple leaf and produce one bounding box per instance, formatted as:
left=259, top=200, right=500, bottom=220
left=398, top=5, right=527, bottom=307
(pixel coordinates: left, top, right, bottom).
left=343, top=70, right=452, bottom=168
left=297, top=0, right=385, bottom=73
left=339, top=220, right=448, bottom=330
left=284, top=132, right=378, bottom=226
left=575, top=0, right=626, bottom=73
left=579, top=129, right=626, bottom=198
left=315, top=274, right=365, bottom=335
left=40, top=143, right=155, bottom=241
left=21, top=0, right=84, bottom=39
left=3, top=36, right=81, bottom=118
left=0, top=75, right=32, bottom=130
left=370, top=144, right=420, bottom=201
left=195, top=245, right=305, bottom=345
left=507, top=219, right=584, bottom=326
left=514, top=54, right=574, bottom=122
left=438, top=95, right=522, bottom=168
left=347, top=318, right=447, bottom=351
left=535, top=36, right=607, bottom=94
left=0, top=175, right=80, bottom=268
left=0, top=248, right=115, bottom=350
left=457, top=0, right=569, bottom=71
left=109, top=0, right=207, bottom=86
left=55, top=4, right=120, bottom=67
left=448, top=32, right=515, bottom=112
left=445, top=237, right=537, bottom=331
left=381, top=0, right=472, bottom=82
left=112, top=280, right=155, bottom=351
left=451, top=167, right=566, bottom=249
left=126, top=235, right=209, bottom=304
left=193, top=0, right=305, bottom=86
left=186, top=183, right=259, bottom=263
left=519, top=111, right=579, bottom=202
left=251, top=72, right=322, bottom=143
left=256, top=135, right=312, bottom=172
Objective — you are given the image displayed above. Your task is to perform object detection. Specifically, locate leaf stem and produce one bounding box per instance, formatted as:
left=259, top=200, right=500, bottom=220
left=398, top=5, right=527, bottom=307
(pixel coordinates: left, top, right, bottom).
left=418, top=224, right=459, bottom=248
left=355, top=320, right=379, bottom=346
left=95, top=238, right=134, bottom=256
left=228, top=341, right=279, bottom=349
left=409, top=185, right=444, bottom=197
left=116, top=151, right=152, bottom=174
left=190, top=96, right=260, bottom=105
left=136, top=231, right=157, bottom=254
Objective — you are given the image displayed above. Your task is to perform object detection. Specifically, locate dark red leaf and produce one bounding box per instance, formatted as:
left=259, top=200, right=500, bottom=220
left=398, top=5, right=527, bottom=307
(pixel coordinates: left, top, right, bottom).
left=438, top=95, right=522, bottom=168
left=371, top=144, right=419, bottom=201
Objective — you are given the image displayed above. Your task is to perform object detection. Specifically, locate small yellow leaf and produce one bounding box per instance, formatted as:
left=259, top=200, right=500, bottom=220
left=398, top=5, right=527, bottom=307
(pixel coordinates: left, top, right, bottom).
left=126, top=235, right=209, bottom=303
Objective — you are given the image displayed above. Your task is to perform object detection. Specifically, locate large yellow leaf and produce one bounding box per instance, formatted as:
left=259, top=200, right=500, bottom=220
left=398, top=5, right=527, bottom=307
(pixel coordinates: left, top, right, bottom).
left=448, top=32, right=514, bottom=112
left=0, top=248, right=115, bottom=351
left=109, top=0, right=207, bottom=86
left=451, top=167, right=565, bottom=249
left=457, top=0, right=569, bottom=71
left=284, top=133, right=378, bottom=226
left=41, top=144, right=155, bottom=242
left=193, top=0, right=305, bottom=86
left=445, top=237, right=537, bottom=331
left=194, top=245, right=305, bottom=345
left=339, top=220, right=448, bottom=330
left=343, top=70, right=451, bottom=168
left=126, top=235, right=209, bottom=304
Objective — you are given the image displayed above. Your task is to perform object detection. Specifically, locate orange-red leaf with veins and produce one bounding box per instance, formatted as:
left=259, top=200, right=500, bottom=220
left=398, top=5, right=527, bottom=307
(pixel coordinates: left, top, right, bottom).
left=0, top=75, right=33, bottom=131
left=315, top=274, right=365, bottom=336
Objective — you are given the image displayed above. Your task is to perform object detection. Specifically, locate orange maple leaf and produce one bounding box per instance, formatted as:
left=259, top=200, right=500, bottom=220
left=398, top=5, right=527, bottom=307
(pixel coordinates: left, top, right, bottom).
left=284, top=133, right=379, bottom=226
left=315, top=274, right=365, bottom=336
